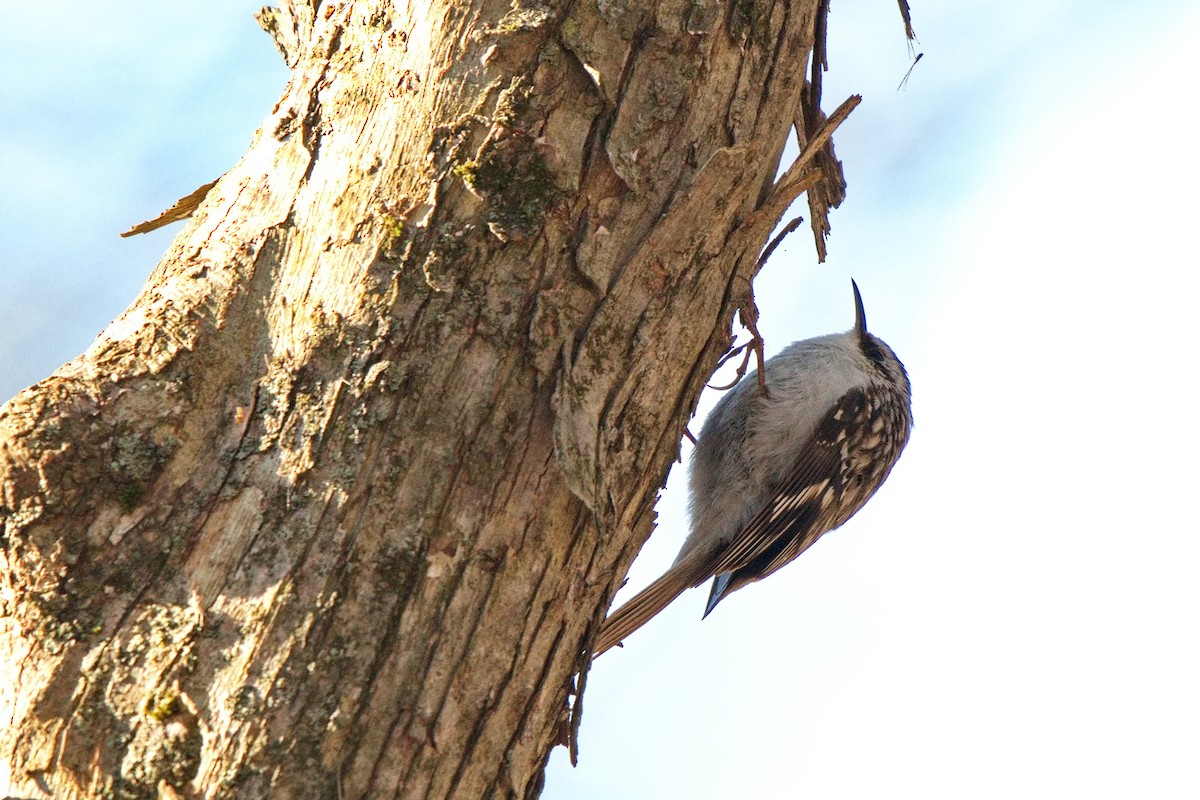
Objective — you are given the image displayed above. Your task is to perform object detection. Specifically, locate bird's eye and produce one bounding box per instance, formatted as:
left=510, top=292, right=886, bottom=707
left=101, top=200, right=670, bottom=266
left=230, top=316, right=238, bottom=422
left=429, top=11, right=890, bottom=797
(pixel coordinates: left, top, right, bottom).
left=862, top=338, right=890, bottom=366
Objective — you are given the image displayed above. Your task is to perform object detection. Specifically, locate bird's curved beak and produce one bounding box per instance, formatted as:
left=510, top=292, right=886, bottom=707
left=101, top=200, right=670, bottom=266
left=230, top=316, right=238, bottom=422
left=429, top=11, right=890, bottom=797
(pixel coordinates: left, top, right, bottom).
left=852, top=279, right=868, bottom=338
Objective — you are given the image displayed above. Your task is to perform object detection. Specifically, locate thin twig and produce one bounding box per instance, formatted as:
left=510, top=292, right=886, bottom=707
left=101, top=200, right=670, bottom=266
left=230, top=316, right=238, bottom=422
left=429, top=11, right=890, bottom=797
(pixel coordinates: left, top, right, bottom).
left=809, top=0, right=830, bottom=130
left=897, top=52, right=923, bottom=91
left=772, top=94, right=861, bottom=201
left=756, top=214, right=806, bottom=272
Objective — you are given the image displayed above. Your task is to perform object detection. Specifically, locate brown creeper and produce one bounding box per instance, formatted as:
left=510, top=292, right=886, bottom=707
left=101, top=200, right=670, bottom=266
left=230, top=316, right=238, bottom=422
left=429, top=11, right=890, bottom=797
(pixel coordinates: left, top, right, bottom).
left=595, top=281, right=912, bottom=655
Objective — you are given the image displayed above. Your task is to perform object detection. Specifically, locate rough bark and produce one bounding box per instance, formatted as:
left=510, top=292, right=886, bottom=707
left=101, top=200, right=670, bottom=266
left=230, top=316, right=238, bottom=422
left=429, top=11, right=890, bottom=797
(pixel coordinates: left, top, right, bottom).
left=0, top=1, right=852, bottom=797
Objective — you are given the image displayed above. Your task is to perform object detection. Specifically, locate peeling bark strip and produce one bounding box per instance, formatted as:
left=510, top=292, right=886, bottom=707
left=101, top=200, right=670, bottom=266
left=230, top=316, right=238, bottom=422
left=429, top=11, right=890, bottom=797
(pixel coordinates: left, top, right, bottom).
left=121, top=180, right=221, bottom=238
left=1, top=1, right=865, bottom=797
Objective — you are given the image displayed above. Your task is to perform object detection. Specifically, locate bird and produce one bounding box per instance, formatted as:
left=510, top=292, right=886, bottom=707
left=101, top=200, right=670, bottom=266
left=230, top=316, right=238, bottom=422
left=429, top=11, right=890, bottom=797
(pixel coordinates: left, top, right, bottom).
left=594, top=280, right=912, bottom=655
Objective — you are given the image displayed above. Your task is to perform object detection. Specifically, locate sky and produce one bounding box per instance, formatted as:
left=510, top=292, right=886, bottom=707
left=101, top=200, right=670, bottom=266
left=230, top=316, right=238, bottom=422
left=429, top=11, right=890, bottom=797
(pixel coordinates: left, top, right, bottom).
left=2, top=2, right=1198, bottom=798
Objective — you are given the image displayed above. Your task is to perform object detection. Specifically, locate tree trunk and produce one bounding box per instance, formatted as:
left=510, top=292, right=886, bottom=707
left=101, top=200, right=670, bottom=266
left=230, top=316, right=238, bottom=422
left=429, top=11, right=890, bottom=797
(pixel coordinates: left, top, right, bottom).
left=0, top=1, right=852, bottom=797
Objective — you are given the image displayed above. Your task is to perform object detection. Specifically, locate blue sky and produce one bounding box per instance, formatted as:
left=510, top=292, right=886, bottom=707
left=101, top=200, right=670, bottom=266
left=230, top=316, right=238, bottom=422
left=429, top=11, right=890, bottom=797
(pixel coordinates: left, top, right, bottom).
left=3, top=2, right=1198, bottom=798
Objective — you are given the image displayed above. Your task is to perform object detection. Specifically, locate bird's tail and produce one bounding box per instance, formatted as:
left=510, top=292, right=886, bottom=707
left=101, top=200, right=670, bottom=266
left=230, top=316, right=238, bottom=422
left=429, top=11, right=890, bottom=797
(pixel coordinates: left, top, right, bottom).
left=593, top=549, right=713, bottom=656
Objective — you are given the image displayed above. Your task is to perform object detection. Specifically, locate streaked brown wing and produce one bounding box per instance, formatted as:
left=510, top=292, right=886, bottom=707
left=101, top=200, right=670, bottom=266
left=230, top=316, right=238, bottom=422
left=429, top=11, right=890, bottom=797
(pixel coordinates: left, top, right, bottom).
left=706, top=388, right=867, bottom=586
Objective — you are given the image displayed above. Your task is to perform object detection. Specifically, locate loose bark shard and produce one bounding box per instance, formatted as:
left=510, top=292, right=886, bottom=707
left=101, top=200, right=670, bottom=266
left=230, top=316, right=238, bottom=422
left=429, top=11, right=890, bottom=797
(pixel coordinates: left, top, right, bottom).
left=120, top=179, right=219, bottom=237
left=897, top=0, right=917, bottom=42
